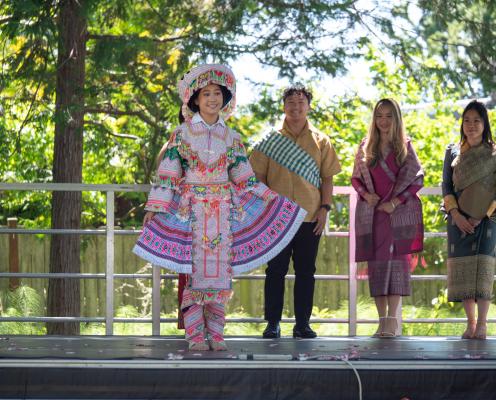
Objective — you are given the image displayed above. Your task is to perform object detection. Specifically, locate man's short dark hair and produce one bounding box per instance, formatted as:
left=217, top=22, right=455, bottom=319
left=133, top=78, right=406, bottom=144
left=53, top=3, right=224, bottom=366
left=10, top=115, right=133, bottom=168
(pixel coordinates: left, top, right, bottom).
left=282, top=84, right=312, bottom=104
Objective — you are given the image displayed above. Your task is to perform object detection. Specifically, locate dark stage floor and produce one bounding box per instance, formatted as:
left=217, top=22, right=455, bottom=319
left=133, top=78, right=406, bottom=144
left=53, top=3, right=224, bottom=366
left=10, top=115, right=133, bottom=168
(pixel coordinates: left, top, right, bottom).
left=1, top=334, right=495, bottom=363
left=2, top=335, right=496, bottom=399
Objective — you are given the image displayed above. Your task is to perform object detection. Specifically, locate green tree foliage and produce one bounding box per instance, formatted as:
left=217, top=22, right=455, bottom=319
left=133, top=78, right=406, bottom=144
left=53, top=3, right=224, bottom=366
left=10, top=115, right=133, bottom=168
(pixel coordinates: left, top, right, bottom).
left=380, top=0, right=496, bottom=96
left=0, top=0, right=395, bottom=227
left=1, top=1, right=495, bottom=229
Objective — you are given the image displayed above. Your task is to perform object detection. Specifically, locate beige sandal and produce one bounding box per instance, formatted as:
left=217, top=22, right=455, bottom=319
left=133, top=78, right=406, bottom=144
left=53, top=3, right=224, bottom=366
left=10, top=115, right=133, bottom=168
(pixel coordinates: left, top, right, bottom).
left=373, top=317, right=387, bottom=338
left=461, top=320, right=476, bottom=339
left=473, top=322, right=487, bottom=340
left=380, top=316, right=397, bottom=338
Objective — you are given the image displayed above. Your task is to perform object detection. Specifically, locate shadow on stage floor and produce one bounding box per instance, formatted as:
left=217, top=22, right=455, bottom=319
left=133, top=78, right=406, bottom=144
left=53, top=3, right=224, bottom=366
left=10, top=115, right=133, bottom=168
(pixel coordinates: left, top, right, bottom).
left=1, top=335, right=496, bottom=399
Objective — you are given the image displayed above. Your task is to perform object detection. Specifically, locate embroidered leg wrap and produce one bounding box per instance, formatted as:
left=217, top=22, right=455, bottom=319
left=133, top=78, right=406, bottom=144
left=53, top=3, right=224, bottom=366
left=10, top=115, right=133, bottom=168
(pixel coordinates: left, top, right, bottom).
left=204, top=302, right=226, bottom=342
left=183, top=304, right=206, bottom=344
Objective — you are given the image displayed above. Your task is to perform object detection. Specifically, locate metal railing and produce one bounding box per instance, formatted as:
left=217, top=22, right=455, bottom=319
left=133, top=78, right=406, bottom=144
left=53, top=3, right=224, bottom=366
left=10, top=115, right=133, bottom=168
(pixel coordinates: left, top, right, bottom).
left=0, top=183, right=467, bottom=336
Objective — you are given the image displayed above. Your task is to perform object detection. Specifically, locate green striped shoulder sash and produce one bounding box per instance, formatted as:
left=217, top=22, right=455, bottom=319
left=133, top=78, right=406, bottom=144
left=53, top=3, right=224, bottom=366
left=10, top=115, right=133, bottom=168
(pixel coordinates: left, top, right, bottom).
left=254, top=128, right=321, bottom=188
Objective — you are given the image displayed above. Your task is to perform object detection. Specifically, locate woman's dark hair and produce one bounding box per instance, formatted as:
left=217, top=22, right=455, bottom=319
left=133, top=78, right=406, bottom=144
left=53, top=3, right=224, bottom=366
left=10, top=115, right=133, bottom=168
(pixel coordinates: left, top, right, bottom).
left=460, top=100, right=493, bottom=146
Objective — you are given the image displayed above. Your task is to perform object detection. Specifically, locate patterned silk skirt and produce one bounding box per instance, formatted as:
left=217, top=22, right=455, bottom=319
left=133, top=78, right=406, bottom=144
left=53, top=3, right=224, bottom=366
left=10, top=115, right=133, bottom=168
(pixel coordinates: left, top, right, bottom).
left=367, top=211, right=411, bottom=297
left=447, top=216, right=496, bottom=301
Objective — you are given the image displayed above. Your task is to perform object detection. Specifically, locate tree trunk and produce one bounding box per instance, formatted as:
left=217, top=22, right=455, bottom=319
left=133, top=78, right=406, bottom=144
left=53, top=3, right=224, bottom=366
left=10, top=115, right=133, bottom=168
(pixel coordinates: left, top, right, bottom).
left=47, top=0, right=87, bottom=335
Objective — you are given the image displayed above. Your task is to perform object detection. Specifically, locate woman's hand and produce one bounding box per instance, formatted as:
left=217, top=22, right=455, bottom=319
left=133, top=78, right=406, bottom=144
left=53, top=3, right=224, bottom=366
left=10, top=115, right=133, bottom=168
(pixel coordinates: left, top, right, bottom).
left=451, top=209, right=475, bottom=234
left=143, top=211, right=155, bottom=227
left=377, top=197, right=401, bottom=214
left=377, top=201, right=395, bottom=214
left=468, top=217, right=481, bottom=228
left=363, top=192, right=380, bottom=207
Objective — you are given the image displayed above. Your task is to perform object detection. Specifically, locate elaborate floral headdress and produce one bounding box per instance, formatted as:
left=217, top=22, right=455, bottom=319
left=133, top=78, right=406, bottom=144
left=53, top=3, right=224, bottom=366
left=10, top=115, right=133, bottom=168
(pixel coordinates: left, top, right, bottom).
left=177, top=64, right=236, bottom=121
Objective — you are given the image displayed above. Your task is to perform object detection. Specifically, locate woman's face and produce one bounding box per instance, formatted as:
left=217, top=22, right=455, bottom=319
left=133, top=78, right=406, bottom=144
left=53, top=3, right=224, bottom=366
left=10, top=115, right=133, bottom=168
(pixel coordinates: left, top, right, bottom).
left=194, top=84, right=224, bottom=119
left=463, top=109, right=484, bottom=146
left=375, top=103, right=394, bottom=136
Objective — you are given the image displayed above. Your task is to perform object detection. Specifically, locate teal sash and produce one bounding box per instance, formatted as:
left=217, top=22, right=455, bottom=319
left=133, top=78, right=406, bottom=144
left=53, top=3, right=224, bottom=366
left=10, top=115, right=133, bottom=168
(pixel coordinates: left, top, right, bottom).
left=253, top=129, right=321, bottom=188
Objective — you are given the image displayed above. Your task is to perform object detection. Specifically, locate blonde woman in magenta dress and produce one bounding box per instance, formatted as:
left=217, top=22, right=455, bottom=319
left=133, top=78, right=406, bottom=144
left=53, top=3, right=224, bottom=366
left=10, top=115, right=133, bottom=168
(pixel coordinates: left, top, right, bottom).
left=351, top=98, right=424, bottom=338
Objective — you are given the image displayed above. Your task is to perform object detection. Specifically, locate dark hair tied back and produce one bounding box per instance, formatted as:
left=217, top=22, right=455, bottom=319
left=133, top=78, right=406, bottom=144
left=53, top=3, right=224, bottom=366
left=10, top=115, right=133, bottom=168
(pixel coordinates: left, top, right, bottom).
left=460, top=100, right=493, bottom=146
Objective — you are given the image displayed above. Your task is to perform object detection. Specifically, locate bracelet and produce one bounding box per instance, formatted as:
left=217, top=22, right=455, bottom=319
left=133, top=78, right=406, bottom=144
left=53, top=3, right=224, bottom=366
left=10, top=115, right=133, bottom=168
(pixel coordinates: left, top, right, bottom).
left=390, top=201, right=396, bottom=209
left=449, top=207, right=459, bottom=216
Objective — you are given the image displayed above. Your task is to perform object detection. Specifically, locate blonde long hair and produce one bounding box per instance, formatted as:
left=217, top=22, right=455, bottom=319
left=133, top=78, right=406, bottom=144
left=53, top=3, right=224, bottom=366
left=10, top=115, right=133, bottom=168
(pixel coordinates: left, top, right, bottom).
left=364, top=98, right=407, bottom=167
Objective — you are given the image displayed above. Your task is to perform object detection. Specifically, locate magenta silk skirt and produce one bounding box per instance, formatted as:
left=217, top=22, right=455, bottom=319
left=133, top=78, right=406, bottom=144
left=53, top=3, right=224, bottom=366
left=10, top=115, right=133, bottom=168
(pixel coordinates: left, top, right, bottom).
left=367, top=210, right=411, bottom=297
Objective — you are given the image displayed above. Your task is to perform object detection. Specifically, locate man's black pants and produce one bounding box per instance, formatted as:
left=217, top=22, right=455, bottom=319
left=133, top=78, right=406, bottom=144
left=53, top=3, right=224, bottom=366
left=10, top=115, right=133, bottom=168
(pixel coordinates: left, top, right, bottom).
left=264, top=222, right=321, bottom=327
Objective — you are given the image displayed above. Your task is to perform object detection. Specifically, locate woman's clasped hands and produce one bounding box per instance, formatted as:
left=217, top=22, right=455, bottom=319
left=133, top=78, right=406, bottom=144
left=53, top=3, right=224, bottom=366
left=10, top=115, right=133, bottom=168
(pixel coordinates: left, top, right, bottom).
left=450, top=208, right=480, bottom=235
left=363, top=192, right=380, bottom=207
left=363, top=192, right=397, bottom=214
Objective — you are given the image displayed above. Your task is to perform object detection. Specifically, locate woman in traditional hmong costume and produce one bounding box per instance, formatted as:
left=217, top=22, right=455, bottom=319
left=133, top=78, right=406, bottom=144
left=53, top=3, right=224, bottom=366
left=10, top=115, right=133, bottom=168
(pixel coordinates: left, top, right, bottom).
left=442, top=100, right=496, bottom=340
left=133, top=64, right=306, bottom=350
left=351, top=99, right=424, bottom=338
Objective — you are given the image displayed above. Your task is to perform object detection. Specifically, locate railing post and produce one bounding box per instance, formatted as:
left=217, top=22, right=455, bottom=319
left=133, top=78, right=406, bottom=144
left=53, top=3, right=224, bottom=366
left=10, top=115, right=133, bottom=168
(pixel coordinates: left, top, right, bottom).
left=348, top=192, right=358, bottom=336
left=105, top=191, right=115, bottom=335
left=7, top=218, right=20, bottom=291
left=397, top=297, right=403, bottom=335
left=152, top=267, right=161, bottom=336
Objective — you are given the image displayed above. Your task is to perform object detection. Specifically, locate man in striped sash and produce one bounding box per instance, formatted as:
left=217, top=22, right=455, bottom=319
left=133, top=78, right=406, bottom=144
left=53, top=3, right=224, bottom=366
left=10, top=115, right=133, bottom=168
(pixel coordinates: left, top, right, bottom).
left=250, top=85, right=341, bottom=338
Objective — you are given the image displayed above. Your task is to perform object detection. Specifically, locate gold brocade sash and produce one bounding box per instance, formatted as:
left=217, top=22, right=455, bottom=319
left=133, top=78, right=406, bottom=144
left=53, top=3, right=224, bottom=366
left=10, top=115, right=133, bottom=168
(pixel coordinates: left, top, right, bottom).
left=453, top=144, right=496, bottom=219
